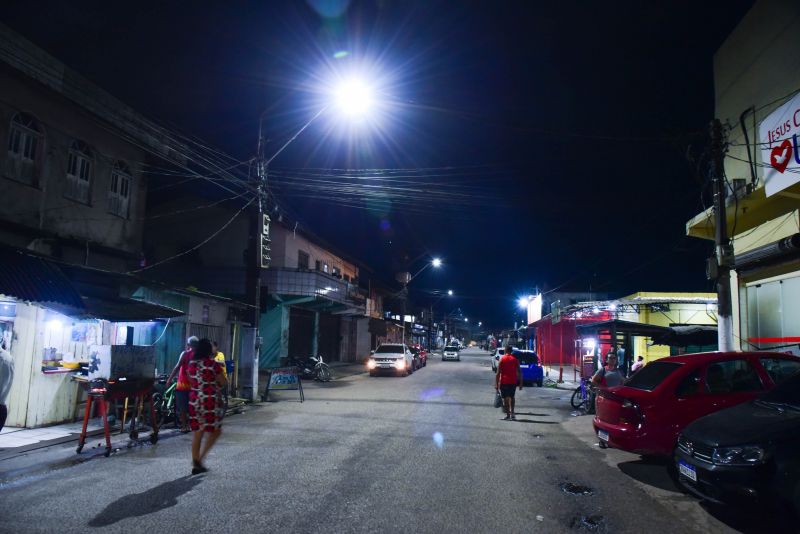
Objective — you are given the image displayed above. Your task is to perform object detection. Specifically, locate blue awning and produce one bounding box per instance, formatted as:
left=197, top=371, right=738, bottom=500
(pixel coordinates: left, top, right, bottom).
left=0, top=245, right=85, bottom=312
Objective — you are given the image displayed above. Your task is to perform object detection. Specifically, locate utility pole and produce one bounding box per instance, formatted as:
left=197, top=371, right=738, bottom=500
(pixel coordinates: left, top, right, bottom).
left=242, top=119, right=271, bottom=401
left=428, top=305, right=434, bottom=350
left=710, top=119, right=735, bottom=352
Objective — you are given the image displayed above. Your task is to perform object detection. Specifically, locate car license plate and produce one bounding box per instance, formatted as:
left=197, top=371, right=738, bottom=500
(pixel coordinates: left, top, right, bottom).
left=678, top=461, right=697, bottom=482
left=520, top=364, right=529, bottom=368
left=597, top=429, right=609, bottom=442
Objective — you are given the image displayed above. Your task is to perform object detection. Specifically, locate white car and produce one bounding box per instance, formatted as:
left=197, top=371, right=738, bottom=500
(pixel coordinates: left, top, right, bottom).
left=442, top=345, right=461, bottom=361
left=366, top=343, right=416, bottom=376
left=491, top=347, right=517, bottom=372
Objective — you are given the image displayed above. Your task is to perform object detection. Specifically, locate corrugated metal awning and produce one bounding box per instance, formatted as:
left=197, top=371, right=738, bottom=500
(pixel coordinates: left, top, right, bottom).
left=77, top=296, right=185, bottom=322
left=0, top=245, right=85, bottom=312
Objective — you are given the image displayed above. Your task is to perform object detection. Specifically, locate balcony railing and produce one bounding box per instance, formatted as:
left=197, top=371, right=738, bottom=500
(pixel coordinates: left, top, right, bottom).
left=264, top=268, right=366, bottom=312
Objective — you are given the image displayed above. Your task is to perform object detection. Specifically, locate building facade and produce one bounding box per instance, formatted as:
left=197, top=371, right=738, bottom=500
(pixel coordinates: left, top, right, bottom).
left=685, top=0, right=800, bottom=356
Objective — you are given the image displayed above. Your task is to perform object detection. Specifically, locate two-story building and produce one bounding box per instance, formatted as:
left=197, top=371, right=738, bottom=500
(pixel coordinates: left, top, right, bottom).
left=0, top=23, right=247, bottom=425
left=685, top=0, right=800, bottom=356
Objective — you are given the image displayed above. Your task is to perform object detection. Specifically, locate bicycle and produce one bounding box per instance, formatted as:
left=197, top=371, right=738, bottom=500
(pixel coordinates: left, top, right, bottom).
left=570, top=376, right=596, bottom=414
left=152, top=375, right=177, bottom=429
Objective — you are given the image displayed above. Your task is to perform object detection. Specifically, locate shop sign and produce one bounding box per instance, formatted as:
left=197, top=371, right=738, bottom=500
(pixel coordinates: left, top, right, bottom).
left=758, top=91, right=800, bottom=197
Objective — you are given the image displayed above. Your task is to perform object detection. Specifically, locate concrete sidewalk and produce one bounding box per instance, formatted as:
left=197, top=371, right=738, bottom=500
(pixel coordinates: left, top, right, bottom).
left=0, top=360, right=370, bottom=482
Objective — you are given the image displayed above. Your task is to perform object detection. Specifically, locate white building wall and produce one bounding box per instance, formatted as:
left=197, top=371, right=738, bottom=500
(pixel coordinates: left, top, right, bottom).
left=712, top=0, right=800, bottom=352
left=271, top=225, right=358, bottom=281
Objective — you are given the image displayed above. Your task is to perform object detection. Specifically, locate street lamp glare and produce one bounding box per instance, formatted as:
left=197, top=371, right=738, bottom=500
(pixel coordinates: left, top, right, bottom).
left=334, top=78, right=373, bottom=117
left=447, top=289, right=453, bottom=296
left=517, top=297, right=529, bottom=309
left=432, top=258, right=442, bottom=268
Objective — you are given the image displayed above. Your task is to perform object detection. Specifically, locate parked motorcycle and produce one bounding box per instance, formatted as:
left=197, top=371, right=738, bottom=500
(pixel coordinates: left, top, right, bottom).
left=286, top=355, right=333, bottom=382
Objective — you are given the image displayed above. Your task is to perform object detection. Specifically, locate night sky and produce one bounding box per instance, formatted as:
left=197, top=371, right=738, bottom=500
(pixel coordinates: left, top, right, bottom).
left=0, top=0, right=754, bottom=328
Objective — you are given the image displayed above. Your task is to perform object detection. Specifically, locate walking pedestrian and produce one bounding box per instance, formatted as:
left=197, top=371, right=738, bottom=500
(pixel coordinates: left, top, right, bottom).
left=167, top=336, right=198, bottom=433
left=188, top=338, right=227, bottom=474
left=494, top=345, right=522, bottom=420
left=631, top=355, right=645, bottom=373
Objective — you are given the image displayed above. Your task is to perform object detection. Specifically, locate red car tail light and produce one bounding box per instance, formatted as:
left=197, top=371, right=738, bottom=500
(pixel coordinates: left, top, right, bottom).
left=619, top=398, right=642, bottom=426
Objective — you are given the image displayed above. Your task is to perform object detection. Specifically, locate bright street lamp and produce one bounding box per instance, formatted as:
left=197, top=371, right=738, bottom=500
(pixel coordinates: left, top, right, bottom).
left=447, top=289, right=453, bottom=296
left=333, top=78, right=374, bottom=117
left=432, top=257, right=442, bottom=268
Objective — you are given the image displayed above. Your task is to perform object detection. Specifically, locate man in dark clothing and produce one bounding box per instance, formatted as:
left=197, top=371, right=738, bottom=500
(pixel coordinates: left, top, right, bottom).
left=494, top=345, right=522, bottom=420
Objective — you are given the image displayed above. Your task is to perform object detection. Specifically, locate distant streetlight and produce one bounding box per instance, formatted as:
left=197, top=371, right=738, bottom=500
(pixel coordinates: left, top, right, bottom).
left=447, top=289, right=453, bottom=296
left=402, top=257, right=443, bottom=345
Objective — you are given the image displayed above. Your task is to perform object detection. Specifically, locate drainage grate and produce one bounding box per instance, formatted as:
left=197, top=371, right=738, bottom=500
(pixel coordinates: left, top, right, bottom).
left=569, top=514, right=606, bottom=532
left=561, top=482, right=594, bottom=496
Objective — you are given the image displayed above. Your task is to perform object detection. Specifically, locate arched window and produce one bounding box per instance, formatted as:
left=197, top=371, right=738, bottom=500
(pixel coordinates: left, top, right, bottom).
left=108, top=161, right=132, bottom=218
left=65, top=140, right=93, bottom=204
left=5, top=112, right=43, bottom=186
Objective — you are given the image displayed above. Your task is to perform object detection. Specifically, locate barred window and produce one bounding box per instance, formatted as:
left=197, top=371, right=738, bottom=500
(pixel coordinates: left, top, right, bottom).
left=108, top=161, right=132, bottom=218
left=65, top=140, right=93, bottom=204
left=5, top=112, right=43, bottom=186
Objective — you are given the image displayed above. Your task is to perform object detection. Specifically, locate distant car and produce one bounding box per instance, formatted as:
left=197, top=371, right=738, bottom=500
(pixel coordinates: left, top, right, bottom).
left=514, top=350, right=544, bottom=387
left=675, top=369, right=800, bottom=514
left=593, top=351, right=800, bottom=457
left=442, top=345, right=460, bottom=361
left=366, top=343, right=416, bottom=376
left=410, top=345, right=427, bottom=367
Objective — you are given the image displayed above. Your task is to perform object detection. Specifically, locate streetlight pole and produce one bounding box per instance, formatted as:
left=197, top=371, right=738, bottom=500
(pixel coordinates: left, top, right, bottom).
left=242, top=77, right=377, bottom=400
left=428, top=289, right=453, bottom=350
left=399, top=258, right=441, bottom=347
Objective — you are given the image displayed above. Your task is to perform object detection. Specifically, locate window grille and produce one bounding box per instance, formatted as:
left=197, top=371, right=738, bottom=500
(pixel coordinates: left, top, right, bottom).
left=108, top=161, right=131, bottom=217
left=5, top=112, right=42, bottom=186
left=65, top=140, right=93, bottom=204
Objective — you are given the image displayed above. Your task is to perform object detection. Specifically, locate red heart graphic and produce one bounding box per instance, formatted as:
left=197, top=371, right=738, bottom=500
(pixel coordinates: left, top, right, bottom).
left=770, top=139, right=793, bottom=173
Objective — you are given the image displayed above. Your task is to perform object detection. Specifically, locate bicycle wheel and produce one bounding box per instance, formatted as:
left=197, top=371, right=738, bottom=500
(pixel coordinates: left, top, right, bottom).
left=570, top=387, right=584, bottom=409
left=153, top=393, right=167, bottom=428
left=317, top=364, right=332, bottom=382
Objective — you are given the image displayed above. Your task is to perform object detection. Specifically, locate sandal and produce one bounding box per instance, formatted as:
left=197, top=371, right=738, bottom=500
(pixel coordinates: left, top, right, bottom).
left=191, top=460, right=208, bottom=475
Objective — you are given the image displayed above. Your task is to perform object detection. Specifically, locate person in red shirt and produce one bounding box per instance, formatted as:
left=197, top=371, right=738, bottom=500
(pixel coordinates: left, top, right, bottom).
left=494, top=345, right=522, bottom=420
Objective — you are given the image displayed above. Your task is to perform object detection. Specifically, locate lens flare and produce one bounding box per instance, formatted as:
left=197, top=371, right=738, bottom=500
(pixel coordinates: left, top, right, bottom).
left=432, top=432, right=444, bottom=449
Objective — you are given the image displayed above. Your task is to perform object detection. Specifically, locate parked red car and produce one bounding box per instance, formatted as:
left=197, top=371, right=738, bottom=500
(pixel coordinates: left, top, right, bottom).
left=593, top=351, right=800, bottom=457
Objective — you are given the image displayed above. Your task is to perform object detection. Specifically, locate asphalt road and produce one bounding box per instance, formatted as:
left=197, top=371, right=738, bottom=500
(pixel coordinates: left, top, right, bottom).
left=0, top=348, right=764, bottom=533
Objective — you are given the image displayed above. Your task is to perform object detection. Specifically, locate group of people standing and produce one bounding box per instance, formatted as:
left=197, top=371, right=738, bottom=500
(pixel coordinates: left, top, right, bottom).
left=167, top=336, right=227, bottom=475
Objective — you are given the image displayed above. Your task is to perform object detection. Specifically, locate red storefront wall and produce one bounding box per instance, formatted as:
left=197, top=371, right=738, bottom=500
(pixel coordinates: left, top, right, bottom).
left=533, top=311, right=612, bottom=381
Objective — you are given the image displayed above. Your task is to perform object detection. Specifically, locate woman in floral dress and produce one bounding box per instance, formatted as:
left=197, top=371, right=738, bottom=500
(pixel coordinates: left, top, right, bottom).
left=187, top=338, right=227, bottom=474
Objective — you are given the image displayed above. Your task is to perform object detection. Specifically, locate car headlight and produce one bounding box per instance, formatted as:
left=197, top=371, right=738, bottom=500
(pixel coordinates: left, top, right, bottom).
left=712, top=445, right=766, bottom=466
left=395, top=359, right=406, bottom=369
left=366, top=359, right=376, bottom=370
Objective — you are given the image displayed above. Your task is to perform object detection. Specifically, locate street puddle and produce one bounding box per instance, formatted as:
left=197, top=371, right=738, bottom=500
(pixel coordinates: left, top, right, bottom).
left=561, top=482, right=594, bottom=496
left=569, top=514, right=606, bottom=532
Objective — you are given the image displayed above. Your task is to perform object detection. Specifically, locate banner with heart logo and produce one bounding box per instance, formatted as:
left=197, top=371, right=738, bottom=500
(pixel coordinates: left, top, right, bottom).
left=758, top=91, right=800, bottom=197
